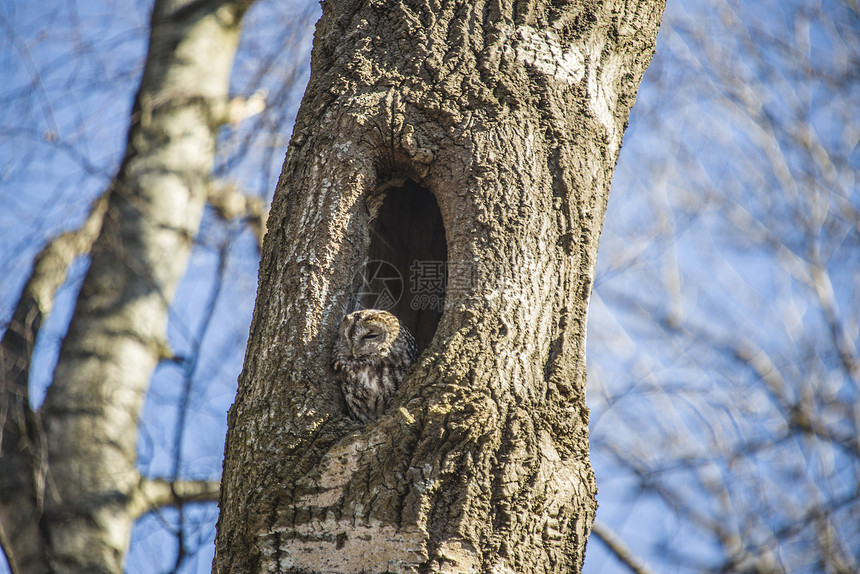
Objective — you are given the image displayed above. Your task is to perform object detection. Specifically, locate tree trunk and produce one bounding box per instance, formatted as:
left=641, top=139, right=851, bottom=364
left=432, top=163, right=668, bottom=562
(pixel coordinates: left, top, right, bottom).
left=0, top=0, right=252, bottom=572
left=215, top=1, right=664, bottom=572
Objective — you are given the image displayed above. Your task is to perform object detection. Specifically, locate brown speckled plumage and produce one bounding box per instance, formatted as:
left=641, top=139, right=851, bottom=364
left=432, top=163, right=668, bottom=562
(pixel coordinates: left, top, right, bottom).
left=332, top=309, right=418, bottom=422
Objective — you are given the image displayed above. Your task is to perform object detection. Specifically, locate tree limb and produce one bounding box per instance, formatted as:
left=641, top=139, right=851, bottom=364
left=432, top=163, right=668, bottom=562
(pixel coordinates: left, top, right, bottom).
left=207, top=182, right=268, bottom=249
left=1, top=192, right=108, bottom=411
left=591, top=519, right=658, bottom=574
left=129, top=478, right=222, bottom=520
left=0, top=192, right=108, bottom=574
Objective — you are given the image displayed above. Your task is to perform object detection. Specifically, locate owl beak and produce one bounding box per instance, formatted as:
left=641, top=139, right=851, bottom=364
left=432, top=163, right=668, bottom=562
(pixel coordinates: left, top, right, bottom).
left=351, top=346, right=356, bottom=358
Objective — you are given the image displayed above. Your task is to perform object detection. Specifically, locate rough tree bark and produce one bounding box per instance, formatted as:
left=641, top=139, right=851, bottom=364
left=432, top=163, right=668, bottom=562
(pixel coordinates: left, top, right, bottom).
left=216, top=1, right=664, bottom=573
left=0, top=0, right=253, bottom=572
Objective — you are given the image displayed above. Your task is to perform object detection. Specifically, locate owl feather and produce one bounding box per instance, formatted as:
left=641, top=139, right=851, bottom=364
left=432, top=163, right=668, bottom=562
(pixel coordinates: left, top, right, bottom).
left=332, top=309, right=418, bottom=422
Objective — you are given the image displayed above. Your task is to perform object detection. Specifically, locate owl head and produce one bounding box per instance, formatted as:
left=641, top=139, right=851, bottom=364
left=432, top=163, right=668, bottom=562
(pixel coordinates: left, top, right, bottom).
left=337, top=309, right=401, bottom=360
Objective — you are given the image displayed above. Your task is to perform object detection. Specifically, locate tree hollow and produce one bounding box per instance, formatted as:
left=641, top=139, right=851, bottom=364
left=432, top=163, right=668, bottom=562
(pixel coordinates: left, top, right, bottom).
left=363, top=181, right=446, bottom=352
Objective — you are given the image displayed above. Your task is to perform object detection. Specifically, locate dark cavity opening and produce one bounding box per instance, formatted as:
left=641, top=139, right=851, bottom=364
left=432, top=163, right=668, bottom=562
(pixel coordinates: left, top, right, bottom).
left=360, top=180, right=446, bottom=353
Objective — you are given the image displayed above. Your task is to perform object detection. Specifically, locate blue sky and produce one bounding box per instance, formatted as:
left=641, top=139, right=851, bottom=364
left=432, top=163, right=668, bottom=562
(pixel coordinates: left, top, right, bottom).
left=2, top=0, right=858, bottom=572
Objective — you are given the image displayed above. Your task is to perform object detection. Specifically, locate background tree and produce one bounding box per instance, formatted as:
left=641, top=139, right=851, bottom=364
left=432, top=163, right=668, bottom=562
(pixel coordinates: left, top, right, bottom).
left=0, top=0, right=289, bottom=571
left=1, top=0, right=857, bottom=573
left=588, top=0, right=860, bottom=572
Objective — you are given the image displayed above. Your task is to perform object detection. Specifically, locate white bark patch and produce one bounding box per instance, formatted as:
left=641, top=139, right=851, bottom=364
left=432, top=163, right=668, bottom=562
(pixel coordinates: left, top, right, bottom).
left=508, top=25, right=586, bottom=85
left=265, top=425, right=433, bottom=573
left=293, top=436, right=364, bottom=508
left=489, top=562, right=517, bottom=574
left=433, top=540, right=481, bottom=573
left=261, top=520, right=426, bottom=574
left=503, top=23, right=628, bottom=161
left=535, top=430, right=581, bottom=541
left=585, top=38, right=626, bottom=158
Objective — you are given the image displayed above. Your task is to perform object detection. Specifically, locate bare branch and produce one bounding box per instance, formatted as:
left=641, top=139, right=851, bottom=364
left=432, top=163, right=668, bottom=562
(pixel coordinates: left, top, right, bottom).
left=0, top=192, right=108, bottom=574
left=130, top=478, right=221, bottom=519
left=1, top=192, right=108, bottom=405
left=207, top=181, right=268, bottom=249
left=591, top=519, right=657, bottom=574
left=227, top=89, right=268, bottom=126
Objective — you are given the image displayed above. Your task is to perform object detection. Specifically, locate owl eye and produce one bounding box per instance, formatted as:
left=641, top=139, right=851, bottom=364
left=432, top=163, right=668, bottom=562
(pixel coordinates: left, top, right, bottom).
left=362, top=333, right=381, bottom=340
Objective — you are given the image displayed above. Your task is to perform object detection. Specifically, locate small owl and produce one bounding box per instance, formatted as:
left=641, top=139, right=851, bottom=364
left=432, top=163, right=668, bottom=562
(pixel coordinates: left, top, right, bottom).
left=332, top=309, right=418, bottom=422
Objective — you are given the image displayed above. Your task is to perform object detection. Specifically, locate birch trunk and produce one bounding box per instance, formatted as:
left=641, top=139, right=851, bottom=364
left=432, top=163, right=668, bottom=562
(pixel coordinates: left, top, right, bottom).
left=0, top=0, right=252, bottom=571
left=215, top=1, right=664, bottom=572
